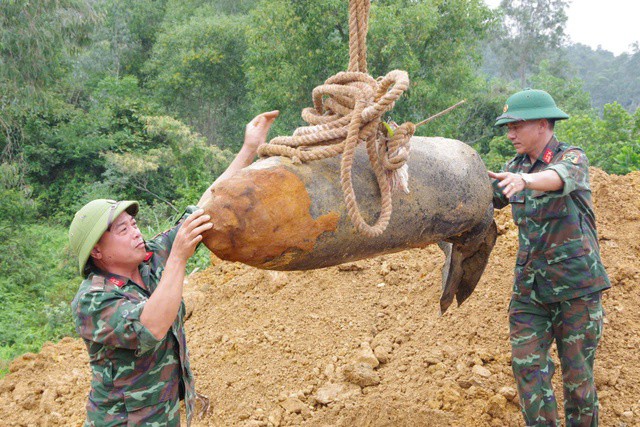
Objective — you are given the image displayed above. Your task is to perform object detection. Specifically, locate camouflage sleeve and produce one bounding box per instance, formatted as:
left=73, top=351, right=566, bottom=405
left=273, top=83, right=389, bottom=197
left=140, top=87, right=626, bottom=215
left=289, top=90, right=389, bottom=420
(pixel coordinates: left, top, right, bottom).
left=146, top=205, right=199, bottom=260
left=545, top=148, right=590, bottom=197
left=73, top=287, right=162, bottom=355
left=491, top=162, right=510, bottom=210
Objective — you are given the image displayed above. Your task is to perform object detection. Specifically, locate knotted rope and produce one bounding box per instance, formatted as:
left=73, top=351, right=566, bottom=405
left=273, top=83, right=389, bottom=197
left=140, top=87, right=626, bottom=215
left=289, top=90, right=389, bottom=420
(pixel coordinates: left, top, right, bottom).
left=257, top=0, right=415, bottom=237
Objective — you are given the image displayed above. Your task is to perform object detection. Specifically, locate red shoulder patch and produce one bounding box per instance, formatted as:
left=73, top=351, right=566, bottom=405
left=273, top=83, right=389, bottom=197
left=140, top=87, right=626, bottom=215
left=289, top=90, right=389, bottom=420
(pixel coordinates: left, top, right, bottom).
left=108, top=276, right=126, bottom=287
left=144, top=251, right=153, bottom=262
left=542, top=148, right=554, bottom=164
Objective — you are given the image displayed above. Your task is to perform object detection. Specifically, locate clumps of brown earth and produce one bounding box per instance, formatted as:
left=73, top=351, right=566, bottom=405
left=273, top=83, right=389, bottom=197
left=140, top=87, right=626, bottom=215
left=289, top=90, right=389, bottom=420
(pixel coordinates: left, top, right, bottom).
left=1, top=168, right=639, bottom=427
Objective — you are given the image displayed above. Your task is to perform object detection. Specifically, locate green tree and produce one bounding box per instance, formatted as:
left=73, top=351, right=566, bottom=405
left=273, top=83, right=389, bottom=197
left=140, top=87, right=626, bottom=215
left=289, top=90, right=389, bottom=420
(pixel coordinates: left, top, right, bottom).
left=0, top=0, right=249, bottom=374
left=145, top=8, right=251, bottom=149
left=165, top=0, right=259, bottom=18
left=0, top=0, right=98, bottom=94
left=0, top=0, right=99, bottom=180
left=491, top=0, right=569, bottom=87
left=102, top=114, right=234, bottom=212
left=556, top=102, right=639, bottom=174
left=9, top=76, right=159, bottom=220
left=529, top=61, right=592, bottom=116
left=72, top=0, right=169, bottom=90
left=245, top=0, right=494, bottom=139
left=244, top=0, right=347, bottom=135
left=565, top=44, right=640, bottom=113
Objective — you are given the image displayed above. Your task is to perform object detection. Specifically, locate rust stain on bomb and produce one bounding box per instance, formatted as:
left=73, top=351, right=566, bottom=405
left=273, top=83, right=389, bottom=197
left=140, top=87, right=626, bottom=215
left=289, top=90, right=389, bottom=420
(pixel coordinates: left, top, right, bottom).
left=201, top=168, right=339, bottom=268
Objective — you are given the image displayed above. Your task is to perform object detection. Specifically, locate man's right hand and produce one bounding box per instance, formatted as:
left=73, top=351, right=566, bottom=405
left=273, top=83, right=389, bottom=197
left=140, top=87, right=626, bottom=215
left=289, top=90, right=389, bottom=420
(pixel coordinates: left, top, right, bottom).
left=171, top=209, right=213, bottom=262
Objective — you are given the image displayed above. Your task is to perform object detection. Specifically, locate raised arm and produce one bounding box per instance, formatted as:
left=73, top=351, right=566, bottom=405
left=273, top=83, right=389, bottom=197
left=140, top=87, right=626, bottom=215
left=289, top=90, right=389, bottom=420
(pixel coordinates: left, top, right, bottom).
left=197, top=110, right=279, bottom=207
left=140, top=209, right=213, bottom=339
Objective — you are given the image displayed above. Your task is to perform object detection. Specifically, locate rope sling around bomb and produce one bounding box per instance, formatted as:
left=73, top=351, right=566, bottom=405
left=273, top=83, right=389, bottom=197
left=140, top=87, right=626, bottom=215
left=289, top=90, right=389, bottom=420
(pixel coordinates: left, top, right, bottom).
left=257, top=0, right=463, bottom=237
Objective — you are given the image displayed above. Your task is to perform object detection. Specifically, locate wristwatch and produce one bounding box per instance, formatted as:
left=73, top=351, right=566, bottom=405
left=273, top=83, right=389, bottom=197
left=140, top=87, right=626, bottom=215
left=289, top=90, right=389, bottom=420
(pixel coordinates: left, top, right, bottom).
left=520, top=173, right=533, bottom=189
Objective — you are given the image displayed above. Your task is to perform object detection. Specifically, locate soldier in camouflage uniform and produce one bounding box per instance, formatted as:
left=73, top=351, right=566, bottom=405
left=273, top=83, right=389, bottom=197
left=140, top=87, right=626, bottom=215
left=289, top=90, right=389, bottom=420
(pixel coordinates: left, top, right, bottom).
left=69, top=111, right=279, bottom=426
left=488, top=89, right=610, bottom=427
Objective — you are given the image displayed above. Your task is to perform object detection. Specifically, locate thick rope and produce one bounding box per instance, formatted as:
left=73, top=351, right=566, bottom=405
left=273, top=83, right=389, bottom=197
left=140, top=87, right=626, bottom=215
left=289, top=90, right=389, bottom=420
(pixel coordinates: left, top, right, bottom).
left=258, top=0, right=415, bottom=237
left=348, top=0, right=368, bottom=73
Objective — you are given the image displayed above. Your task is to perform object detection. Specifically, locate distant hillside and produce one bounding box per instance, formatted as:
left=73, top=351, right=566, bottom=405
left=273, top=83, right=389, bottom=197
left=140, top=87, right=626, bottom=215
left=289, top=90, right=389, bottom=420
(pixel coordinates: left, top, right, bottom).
left=566, top=43, right=640, bottom=113
left=482, top=42, right=640, bottom=114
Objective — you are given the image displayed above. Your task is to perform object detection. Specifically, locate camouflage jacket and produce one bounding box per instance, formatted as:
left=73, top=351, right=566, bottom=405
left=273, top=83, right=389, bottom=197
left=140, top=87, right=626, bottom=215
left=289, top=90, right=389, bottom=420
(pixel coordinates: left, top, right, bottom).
left=71, top=207, right=197, bottom=426
left=492, top=136, right=610, bottom=303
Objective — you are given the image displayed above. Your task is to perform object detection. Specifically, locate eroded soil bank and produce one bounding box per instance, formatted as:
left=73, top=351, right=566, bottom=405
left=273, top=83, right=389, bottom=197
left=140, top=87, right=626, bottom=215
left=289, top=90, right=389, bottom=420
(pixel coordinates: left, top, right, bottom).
left=1, top=169, right=638, bottom=427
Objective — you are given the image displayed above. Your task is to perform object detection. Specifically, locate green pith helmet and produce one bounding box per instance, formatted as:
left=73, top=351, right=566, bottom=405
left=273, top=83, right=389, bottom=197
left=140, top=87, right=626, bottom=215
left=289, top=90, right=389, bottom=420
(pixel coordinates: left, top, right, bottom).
left=495, top=89, right=569, bottom=126
left=69, top=199, right=139, bottom=277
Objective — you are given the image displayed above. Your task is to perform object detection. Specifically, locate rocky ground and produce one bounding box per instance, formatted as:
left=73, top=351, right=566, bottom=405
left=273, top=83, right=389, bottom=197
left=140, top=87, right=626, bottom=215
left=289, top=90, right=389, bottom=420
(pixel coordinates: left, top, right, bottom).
left=1, top=168, right=638, bottom=427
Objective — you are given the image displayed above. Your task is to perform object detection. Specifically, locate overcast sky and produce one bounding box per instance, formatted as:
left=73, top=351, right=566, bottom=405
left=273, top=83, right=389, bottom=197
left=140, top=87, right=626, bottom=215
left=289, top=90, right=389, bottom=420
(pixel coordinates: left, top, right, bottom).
left=484, top=0, right=640, bottom=55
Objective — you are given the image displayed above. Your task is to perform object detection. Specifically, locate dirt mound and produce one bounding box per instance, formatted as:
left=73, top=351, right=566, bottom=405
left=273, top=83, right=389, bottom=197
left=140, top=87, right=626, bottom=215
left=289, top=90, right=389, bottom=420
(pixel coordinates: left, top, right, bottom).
left=1, top=168, right=639, bottom=427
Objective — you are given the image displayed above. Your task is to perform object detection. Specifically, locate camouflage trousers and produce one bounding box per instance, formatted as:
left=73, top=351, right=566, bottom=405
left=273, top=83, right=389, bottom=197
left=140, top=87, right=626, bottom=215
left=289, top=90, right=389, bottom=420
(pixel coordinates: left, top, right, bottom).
left=509, top=291, right=604, bottom=427
left=84, top=396, right=181, bottom=427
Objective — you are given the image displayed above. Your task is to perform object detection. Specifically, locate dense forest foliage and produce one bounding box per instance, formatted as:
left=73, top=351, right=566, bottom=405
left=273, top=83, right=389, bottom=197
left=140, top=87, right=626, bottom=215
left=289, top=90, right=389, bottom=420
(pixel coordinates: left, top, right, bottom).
left=1, top=0, right=638, bottom=375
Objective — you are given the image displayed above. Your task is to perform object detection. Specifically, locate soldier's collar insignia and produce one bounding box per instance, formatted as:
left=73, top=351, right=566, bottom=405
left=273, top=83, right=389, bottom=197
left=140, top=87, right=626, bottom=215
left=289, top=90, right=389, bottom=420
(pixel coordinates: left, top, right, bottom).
left=108, top=276, right=126, bottom=287
left=542, top=148, right=554, bottom=164
left=144, top=251, right=153, bottom=262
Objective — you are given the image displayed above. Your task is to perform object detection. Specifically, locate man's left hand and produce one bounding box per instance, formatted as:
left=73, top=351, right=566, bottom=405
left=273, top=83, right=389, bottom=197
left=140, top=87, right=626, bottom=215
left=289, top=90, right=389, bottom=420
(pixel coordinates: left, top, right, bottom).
left=243, top=110, right=279, bottom=152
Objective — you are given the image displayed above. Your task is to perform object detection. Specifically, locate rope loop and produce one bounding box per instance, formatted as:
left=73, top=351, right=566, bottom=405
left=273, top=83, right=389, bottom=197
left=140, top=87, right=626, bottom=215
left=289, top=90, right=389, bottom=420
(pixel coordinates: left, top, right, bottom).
left=257, top=0, right=415, bottom=237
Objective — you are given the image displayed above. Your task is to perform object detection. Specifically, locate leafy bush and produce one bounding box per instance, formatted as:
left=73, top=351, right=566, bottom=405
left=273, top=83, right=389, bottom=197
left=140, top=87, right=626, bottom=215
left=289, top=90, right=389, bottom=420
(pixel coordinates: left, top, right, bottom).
left=558, top=103, right=640, bottom=174
left=0, top=221, right=77, bottom=375
left=102, top=114, right=234, bottom=212
left=145, top=10, right=251, bottom=150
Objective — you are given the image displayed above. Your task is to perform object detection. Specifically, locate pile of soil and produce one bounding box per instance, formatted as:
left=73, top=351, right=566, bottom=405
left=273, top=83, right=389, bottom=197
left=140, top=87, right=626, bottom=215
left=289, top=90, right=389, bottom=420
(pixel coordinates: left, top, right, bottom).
left=1, top=168, right=638, bottom=427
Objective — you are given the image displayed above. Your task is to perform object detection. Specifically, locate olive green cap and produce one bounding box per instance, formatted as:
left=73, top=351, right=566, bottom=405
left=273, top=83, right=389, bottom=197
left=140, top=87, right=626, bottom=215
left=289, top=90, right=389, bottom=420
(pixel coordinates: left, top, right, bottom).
left=69, top=199, right=139, bottom=277
left=495, top=89, right=569, bottom=126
